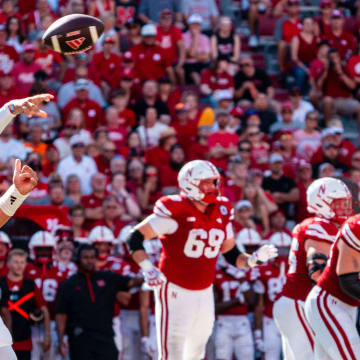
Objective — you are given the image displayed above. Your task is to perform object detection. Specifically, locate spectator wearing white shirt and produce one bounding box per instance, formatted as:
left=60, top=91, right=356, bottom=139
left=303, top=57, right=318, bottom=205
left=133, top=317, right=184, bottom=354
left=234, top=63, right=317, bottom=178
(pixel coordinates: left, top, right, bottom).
left=0, top=124, right=28, bottom=170
left=137, top=107, right=169, bottom=149
left=57, top=133, right=98, bottom=195
left=289, top=86, right=314, bottom=123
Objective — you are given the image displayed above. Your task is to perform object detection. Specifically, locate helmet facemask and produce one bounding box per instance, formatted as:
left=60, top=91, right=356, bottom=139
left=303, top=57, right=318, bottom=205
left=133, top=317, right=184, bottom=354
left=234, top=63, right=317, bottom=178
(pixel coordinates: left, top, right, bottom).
left=330, top=197, right=353, bottom=225
left=198, top=177, right=220, bottom=204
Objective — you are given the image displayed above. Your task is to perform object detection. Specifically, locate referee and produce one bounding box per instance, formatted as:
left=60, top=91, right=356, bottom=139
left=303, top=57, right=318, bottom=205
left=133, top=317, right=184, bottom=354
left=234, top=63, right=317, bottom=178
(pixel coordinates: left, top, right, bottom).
left=55, top=244, right=138, bottom=360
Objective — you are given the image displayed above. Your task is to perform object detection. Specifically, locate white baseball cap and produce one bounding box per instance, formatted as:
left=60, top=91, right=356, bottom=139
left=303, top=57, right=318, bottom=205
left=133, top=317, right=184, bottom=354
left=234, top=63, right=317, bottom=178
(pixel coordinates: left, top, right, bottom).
left=269, top=153, right=284, bottom=164
left=70, top=133, right=87, bottom=147
left=236, top=200, right=253, bottom=211
left=188, top=14, right=203, bottom=24
left=141, top=24, right=157, bottom=37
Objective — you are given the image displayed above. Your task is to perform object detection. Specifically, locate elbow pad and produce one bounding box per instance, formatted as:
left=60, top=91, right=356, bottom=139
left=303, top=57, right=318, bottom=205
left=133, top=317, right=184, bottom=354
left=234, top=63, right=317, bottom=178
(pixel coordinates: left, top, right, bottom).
left=223, top=246, right=241, bottom=267
left=306, top=253, right=328, bottom=282
left=339, top=272, right=360, bottom=301
left=126, top=229, right=145, bottom=254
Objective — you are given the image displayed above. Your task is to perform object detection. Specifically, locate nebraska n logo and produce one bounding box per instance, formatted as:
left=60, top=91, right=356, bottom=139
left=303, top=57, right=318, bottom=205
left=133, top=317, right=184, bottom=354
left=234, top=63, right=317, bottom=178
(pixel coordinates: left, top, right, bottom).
left=10, top=196, right=16, bottom=205
left=318, top=184, right=326, bottom=196
left=66, top=37, right=86, bottom=50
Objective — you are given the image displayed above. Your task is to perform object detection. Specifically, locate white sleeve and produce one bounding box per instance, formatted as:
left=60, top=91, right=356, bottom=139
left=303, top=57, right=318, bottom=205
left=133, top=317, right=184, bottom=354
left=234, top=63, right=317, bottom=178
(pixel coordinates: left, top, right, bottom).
left=148, top=214, right=178, bottom=236
left=0, top=103, right=15, bottom=134
left=226, top=222, right=234, bottom=240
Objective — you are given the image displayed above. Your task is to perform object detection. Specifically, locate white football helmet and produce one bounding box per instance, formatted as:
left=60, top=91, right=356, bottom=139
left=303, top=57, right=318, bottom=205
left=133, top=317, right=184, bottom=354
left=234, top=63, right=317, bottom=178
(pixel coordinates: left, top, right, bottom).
left=116, top=224, right=133, bottom=257
left=307, top=177, right=352, bottom=223
left=235, top=228, right=262, bottom=253
left=89, top=226, right=115, bottom=245
left=178, top=160, right=220, bottom=203
left=29, top=231, right=56, bottom=261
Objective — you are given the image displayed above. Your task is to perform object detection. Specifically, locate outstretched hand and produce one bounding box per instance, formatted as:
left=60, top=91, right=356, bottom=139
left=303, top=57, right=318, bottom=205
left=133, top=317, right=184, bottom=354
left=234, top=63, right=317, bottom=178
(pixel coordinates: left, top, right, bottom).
left=11, top=93, right=54, bottom=118
left=13, top=159, right=38, bottom=195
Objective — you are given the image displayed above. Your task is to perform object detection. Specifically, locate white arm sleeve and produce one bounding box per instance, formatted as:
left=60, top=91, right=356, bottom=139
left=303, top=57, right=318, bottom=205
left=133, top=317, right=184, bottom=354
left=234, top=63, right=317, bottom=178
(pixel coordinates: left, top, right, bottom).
left=148, top=214, right=178, bottom=236
left=0, top=103, right=15, bottom=134
left=226, top=222, right=234, bottom=240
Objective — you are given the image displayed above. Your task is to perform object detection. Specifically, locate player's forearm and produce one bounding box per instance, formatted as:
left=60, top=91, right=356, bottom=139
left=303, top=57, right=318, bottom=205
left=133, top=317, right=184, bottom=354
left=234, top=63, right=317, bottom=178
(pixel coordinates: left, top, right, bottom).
left=0, top=103, right=16, bottom=134
left=0, top=210, right=11, bottom=229
left=42, top=306, right=51, bottom=340
left=56, top=314, right=67, bottom=342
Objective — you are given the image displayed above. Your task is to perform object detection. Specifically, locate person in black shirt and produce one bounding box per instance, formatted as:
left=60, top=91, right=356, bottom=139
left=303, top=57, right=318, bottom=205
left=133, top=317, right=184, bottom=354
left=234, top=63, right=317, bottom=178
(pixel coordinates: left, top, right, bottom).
left=262, top=153, right=300, bottom=219
left=56, top=244, right=138, bottom=360
left=234, top=56, right=274, bottom=103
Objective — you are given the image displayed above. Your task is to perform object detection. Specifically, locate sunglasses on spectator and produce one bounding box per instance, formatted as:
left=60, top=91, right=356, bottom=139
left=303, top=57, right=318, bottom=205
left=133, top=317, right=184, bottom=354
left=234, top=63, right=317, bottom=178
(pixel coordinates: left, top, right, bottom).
left=66, top=125, right=79, bottom=130
left=105, top=205, right=118, bottom=209
left=72, top=143, right=85, bottom=148
left=306, top=116, right=318, bottom=121
left=240, top=63, right=252, bottom=67
left=239, top=147, right=251, bottom=152
left=71, top=212, right=85, bottom=217
left=104, top=148, right=115, bottom=153
left=282, top=110, right=293, bottom=114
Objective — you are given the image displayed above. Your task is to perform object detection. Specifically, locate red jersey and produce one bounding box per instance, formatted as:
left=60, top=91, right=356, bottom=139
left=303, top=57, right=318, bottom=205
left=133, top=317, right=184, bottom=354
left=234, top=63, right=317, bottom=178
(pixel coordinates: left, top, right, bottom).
left=214, top=268, right=251, bottom=316
left=281, top=217, right=338, bottom=301
left=282, top=18, right=302, bottom=43
left=200, top=69, right=234, bottom=92
left=131, top=43, right=170, bottom=81
left=117, top=108, right=136, bottom=128
left=25, top=263, right=67, bottom=319
left=252, top=261, right=288, bottom=318
left=0, top=45, right=18, bottom=73
left=97, top=256, right=131, bottom=275
left=153, top=194, right=234, bottom=290
left=297, top=34, right=318, bottom=64
left=156, top=25, right=183, bottom=64
left=318, top=215, right=360, bottom=307
left=13, top=61, right=42, bottom=95
left=322, top=31, right=357, bottom=60
left=63, top=98, right=104, bottom=133
left=35, top=50, right=63, bottom=78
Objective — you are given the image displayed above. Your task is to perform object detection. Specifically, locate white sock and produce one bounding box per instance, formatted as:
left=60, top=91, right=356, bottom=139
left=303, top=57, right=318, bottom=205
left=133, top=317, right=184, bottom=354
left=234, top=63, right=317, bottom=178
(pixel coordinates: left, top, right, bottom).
left=0, top=345, right=17, bottom=360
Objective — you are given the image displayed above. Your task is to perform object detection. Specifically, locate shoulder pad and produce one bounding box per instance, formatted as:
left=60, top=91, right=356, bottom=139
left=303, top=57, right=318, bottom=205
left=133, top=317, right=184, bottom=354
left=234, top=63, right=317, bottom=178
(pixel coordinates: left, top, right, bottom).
left=341, top=215, right=360, bottom=251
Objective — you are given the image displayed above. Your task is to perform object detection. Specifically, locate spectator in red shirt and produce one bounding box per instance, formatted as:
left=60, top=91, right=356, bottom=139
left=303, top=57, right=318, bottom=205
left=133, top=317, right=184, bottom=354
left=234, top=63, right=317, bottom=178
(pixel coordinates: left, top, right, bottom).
left=131, top=24, right=171, bottom=82
left=94, top=141, right=116, bottom=177
left=104, top=108, right=128, bottom=151
left=160, top=143, right=185, bottom=193
left=63, top=79, right=104, bottom=133
left=156, top=9, right=185, bottom=85
left=223, top=160, right=248, bottom=205
left=347, top=43, right=360, bottom=100
left=295, top=159, right=313, bottom=222
left=200, top=56, right=234, bottom=98
left=317, top=48, right=360, bottom=125
left=277, top=0, right=301, bottom=72
left=247, top=125, right=270, bottom=170
left=90, top=36, right=122, bottom=93
left=208, top=110, right=238, bottom=172
left=13, top=43, right=41, bottom=96
left=81, top=172, right=108, bottom=230
left=314, top=0, right=333, bottom=37
left=187, top=126, right=210, bottom=161
left=0, top=71, right=19, bottom=106
left=27, top=0, right=57, bottom=33
left=291, top=17, right=318, bottom=94
left=0, top=23, right=18, bottom=74
left=322, top=10, right=357, bottom=61
left=110, top=89, right=136, bottom=130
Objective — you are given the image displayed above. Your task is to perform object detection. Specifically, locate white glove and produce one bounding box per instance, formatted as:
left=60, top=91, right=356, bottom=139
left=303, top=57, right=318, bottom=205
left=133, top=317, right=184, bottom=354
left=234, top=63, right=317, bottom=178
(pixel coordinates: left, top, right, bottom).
left=141, top=336, right=156, bottom=357
left=140, top=260, right=166, bottom=288
left=248, top=245, right=278, bottom=267
left=254, top=329, right=265, bottom=352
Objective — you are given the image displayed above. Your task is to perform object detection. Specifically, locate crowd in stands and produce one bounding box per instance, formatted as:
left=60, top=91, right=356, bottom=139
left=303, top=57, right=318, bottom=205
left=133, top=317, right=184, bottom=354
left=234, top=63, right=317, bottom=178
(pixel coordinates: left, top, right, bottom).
left=0, top=0, right=358, bottom=359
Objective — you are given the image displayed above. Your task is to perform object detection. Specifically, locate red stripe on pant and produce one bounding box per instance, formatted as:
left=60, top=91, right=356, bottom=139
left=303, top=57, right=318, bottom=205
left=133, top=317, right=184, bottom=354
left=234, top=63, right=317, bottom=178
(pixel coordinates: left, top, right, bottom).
left=323, top=292, right=357, bottom=360
left=294, top=300, right=314, bottom=349
left=160, top=282, right=169, bottom=360
left=317, top=289, right=351, bottom=360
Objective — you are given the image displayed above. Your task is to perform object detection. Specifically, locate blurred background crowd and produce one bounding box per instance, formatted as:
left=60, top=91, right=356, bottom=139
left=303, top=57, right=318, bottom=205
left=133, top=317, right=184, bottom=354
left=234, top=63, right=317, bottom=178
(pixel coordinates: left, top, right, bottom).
left=0, top=0, right=358, bottom=359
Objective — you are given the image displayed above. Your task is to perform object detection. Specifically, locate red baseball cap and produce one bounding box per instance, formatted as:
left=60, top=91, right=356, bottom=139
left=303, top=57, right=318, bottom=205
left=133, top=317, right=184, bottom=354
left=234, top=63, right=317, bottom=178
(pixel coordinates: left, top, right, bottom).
left=123, top=51, right=134, bottom=62
left=320, top=0, right=331, bottom=7
left=230, top=106, right=244, bottom=117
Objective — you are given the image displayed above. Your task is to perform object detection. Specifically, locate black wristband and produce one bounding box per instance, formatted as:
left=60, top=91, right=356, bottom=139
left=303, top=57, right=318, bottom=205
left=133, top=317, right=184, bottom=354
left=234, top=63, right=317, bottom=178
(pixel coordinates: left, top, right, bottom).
left=126, top=229, right=145, bottom=254
left=223, top=246, right=241, bottom=267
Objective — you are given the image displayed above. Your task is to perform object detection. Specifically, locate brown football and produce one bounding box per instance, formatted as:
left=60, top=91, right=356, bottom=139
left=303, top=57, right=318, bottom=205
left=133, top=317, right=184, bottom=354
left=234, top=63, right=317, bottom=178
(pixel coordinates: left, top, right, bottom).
left=42, top=14, right=104, bottom=54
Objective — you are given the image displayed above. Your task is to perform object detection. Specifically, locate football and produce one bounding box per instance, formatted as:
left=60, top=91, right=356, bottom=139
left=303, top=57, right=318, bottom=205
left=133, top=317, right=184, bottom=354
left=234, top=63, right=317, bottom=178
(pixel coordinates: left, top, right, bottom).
left=42, top=14, right=104, bottom=54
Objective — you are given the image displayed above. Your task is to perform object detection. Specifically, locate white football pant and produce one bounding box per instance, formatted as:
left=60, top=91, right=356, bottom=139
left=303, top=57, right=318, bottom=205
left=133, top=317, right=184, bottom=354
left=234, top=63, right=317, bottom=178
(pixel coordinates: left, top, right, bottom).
left=120, top=309, right=143, bottom=360
left=263, top=316, right=282, bottom=360
left=0, top=346, right=16, bottom=360
left=214, top=315, right=254, bottom=360
left=273, top=296, right=314, bottom=360
left=154, top=281, right=214, bottom=360
left=305, top=286, right=360, bottom=360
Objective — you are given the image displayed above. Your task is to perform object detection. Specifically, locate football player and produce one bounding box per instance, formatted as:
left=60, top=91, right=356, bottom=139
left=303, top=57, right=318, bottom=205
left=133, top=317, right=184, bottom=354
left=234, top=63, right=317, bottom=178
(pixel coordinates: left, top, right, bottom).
left=213, top=256, right=256, bottom=360
left=253, top=210, right=291, bottom=360
left=126, top=160, right=278, bottom=359
left=305, top=213, right=360, bottom=359
left=0, top=93, right=52, bottom=360
left=26, top=231, right=67, bottom=360
left=273, top=177, right=352, bottom=360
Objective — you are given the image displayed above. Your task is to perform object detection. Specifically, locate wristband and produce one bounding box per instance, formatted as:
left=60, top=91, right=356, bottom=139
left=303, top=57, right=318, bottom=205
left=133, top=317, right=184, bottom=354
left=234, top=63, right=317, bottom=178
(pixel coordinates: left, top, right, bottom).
left=0, top=184, right=28, bottom=216
left=139, top=259, right=153, bottom=272
left=246, top=253, right=264, bottom=268
left=254, top=329, right=262, bottom=339
left=8, top=103, right=16, bottom=115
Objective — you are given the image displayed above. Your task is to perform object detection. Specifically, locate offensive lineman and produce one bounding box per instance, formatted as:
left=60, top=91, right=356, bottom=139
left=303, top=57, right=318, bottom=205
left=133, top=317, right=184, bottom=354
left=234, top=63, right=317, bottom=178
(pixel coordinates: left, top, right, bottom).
left=305, top=213, right=360, bottom=359
left=126, top=160, right=278, bottom=360
left=0, top=94, right=53, bottom=359
left=273, top=177, right=353, bottom=360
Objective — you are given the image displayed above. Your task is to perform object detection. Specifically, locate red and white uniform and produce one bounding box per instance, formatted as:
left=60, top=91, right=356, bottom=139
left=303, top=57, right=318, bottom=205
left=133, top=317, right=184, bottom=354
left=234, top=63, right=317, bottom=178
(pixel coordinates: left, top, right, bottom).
left=305, top=215, right=360, bottom=360
left=213, top=268, right=254, bottom=360
left=273, top=217, right=338, bottom=360
left=149, top=194, right=234, bottom=359
left=252, top=261, right=288, bottom=360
